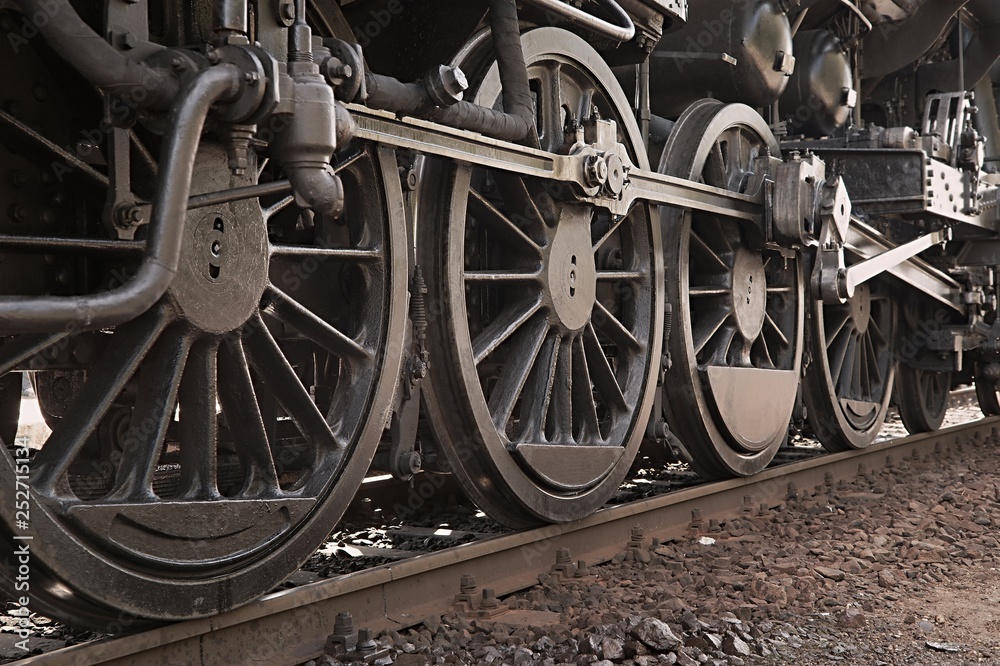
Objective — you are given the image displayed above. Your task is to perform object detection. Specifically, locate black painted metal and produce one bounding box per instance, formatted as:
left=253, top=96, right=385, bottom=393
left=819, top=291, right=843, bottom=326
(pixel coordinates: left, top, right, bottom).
left=0, top=65, right=242, bottom=333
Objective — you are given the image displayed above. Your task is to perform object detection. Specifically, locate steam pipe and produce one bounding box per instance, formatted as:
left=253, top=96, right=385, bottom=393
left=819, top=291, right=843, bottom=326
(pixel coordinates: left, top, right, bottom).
left=14, top=0, right=177, bottom=109
left=0, top=65, right=242, bottom=333
left=519, top=0, right=635, bottom=43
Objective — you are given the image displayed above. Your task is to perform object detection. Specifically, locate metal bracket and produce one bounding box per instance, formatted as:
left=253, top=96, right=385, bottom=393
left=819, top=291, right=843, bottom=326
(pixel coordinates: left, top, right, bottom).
left=832, top=227, right=951, bottom=303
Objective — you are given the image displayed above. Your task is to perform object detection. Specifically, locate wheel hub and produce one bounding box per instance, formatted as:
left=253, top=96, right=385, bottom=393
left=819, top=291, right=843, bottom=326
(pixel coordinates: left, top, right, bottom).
left=848, top=283, right=871, bottom=335
left=169, top=206, right=269, bottom=334
left=731, top=248, right=767, bottom=340
left=545, top=207, right=596, bottom=332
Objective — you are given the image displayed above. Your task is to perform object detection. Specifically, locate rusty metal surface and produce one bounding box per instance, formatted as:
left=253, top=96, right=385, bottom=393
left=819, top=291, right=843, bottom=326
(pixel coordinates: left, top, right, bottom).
left=17, top=416, right=998, bottom=666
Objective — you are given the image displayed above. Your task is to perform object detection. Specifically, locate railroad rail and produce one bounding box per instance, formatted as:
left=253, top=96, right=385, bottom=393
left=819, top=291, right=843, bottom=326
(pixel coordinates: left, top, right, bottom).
left=17, top=415, right=998, bottom=666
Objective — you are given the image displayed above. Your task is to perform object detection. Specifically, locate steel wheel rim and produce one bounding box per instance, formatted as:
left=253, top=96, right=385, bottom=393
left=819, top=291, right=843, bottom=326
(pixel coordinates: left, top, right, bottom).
left=0, top=144, right=406, bottom=626
left=660, top=100, right=804, bottom=478
left=803, top=282, right=897, bottom=450
left=421, top=28, right=661, bottom=526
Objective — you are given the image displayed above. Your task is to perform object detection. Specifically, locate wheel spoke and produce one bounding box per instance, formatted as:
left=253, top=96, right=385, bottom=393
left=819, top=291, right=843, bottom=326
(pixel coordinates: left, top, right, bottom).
left=689, top=286, right=729, bottom=297
left=468, top=188, right=543, bottom=254
left=473, top=297, right=543, bottom=365
left=548, top=337, right=574, bottom=443
left=243, top=314, right=343, bottom=454
left=217, top=335, right=280, bottom=497
left=584, top=324, right=626, bottom=411
left=691, top=305, right=730, bottom=356
left=106, top=327, right=193, bottom=501
left=264, top=285, right=369, bottom=361
left=572, top=335, right=601, bottom=440
left=492, top=174, right=548, bottom=242
left=828, top=325, right=852, bottom=388
left=704, top=141, right=727, bottom=188
left=0, top=331, right=71, bottom=375
left=596, top=270, right=645, bottom=282
left=270, top=246, right=382, bottom=262
left=593, top=214, right=629, bottom=253
left=707, top=324, right=739, bottom=365
left=539, top=63, right=564, bottom=148
left=517, top=332, right=560, bottom=442
left=593, top=300, right=641, bottom=352
left=262, top=195, right=296, bottom=221
left=764, top=312, right=790, bottom=347
left=464, top=270, right=542, bottom=283
left=31, top=308, right=170, bottom=496
left=488, top=317, right=549, bottom=433
left=864, top=332, right=882, bottom=390
left=824, top=309, right=851, bottom=346
left=177, top=338, right=222, bottom=500
left=689, top=231, right=730, bottom=273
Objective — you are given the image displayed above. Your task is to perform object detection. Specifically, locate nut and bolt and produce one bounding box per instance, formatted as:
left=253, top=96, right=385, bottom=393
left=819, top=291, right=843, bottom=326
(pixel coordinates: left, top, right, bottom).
left=584, top=155, right=609, bottom=188
left=357, top=628, right=377, bottom=654
left=332, top=611, right=354, bottom=637
left=276, top=0, right=296, bottom=26
left=459, top=574, right=477, bottom=594
left=121, top=32, right=138, bottom=50
left=116, top=205, right=145, bottom=228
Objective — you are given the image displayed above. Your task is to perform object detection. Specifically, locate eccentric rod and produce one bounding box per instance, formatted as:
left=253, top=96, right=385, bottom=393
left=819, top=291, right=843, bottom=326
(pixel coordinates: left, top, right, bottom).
left=0, top=65, right=243, bottom=333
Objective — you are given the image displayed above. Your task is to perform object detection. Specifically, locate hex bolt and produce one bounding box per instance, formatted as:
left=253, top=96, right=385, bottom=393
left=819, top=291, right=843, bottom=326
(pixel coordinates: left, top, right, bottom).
left=121, top=32, right=138, bottom=50
left=333, top=611, right=354, bottom=637
left=481, top=588, right=499, bottom=610
left=9, top=204, right=29, bottom=223
left=424, top=65, right=469, bottom=107
left=357, top=628, right=377, bottom=654
left=555, top=547, right=572, bottom=565
left=630, top=526, right=644, bottom=541
left=584, top=155, right=609, bottom=187
left=440, top=66, right=468, bottom=97
left=459, top=574, right=477, bottom=594
left=574, top=560, right=590, bottom=577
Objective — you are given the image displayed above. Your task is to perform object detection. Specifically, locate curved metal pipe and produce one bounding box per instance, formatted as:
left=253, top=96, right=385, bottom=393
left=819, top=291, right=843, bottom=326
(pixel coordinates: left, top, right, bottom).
left=15, top=0, right=177, bottom=109
left=285, top=165, right=345, bottom=218
left=520, top=0, right=635, bottom=43
left=489, top=0, right=537, bottom=144
left=0, top=65, right=242, bottom=333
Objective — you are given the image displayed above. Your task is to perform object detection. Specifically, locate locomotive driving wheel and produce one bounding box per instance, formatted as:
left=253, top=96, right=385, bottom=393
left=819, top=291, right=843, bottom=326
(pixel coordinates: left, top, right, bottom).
left=974, top=364, right=1000, bottom=416
left=802, top=281, right=897, bottom=450
left=420, top=28, right=662, bottom=527
left=896, top=364, right=952, bottom=433
left=0, top=143, right=405, bottom=627
left=660, top=100, right=804, bottom=478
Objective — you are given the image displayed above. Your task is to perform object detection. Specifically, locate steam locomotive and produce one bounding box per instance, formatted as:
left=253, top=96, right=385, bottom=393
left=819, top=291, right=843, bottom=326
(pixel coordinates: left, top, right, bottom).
left=0, top=0, right=995, bottom=627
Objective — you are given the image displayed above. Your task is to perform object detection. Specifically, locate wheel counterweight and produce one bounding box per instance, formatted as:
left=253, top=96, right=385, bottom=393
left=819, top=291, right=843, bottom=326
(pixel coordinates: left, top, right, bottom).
left=420, top=28, right=663, bottom=527
left=659, top=100, right=805, bottom=478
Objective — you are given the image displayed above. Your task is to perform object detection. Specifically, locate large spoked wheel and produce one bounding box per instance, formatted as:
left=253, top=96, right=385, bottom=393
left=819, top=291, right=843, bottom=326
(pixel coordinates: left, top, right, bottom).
left=974, top=364, right=1000, bottom=416
left=0, top=143, right=405, bottom=627
left=802, top=281, right=897, bottom=450
left=896, top=364, right=952, bottom=433
left=660, top=100, right=804, bottom=478
left=420, top=28, right=662, bottom=527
